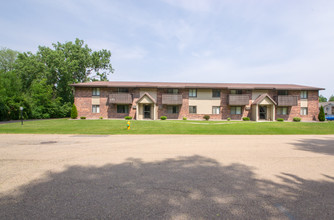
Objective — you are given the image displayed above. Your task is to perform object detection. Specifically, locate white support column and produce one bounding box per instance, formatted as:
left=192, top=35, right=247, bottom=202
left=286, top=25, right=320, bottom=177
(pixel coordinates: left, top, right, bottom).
left=272, top=105, right=275, bottom=121
left=255, top=105, right=258, bottom=121
left=136, top=104, right=139, bottom=120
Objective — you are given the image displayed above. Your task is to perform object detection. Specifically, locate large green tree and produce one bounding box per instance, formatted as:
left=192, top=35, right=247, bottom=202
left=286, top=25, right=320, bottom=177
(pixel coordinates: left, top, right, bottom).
left=15, top=38, right=113, bottom=103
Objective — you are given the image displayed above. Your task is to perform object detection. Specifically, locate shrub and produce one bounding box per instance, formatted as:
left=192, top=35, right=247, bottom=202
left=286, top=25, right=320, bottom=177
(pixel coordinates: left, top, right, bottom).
left=277, top=118, right=284, bottom=122
left=160, top=116, right=167, bottom=120
left=99, top=116, right=103, bottom=120
left=71, top=104, right=78, bottom=119
left=203, top=115, right=210, bottom=121
left=125, top=116, right=132, bottom=120
left=80, top=116, right=86, bottom=119
left=183, top=117, right=187, bottom=120
left=227, top=117, right=231, bottom=121
left=318, top=106, right=325, bottom=121
left=242, top=117, right=250, bottom=121
left=293, top=117, right=301, bottom=122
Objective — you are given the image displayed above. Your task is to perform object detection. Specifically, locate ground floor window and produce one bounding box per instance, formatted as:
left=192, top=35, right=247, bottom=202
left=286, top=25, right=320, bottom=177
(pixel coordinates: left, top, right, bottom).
left=92, top=105, right=100, bottom=113
left=189, top=106, right=197, bottom=114
left=301, top=107, right=308, bottom=115
left=117, top=105, right=129, bottom=113
left=277, top=107, right=288, bottom=115
left=167, top=105, right=179, bottom=114
left=231, top=106, right=242, bottom=114
left=212, top=106, right=220, bottom=114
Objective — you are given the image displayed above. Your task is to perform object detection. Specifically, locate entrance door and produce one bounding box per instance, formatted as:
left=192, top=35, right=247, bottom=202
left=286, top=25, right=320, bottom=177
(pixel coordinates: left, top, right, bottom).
left=144, top=105, right=151, bottom=119
left=259, top=106, right=267, bottom=120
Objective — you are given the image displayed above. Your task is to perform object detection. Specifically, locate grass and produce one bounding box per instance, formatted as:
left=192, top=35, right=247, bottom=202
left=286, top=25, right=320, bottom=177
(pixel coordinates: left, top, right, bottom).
left=0, top=119, right=334, bottom=135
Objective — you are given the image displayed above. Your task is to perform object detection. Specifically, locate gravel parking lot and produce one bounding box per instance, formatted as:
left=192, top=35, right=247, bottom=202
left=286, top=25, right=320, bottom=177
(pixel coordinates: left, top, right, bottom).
left=1, top=134, right=334, bottom=219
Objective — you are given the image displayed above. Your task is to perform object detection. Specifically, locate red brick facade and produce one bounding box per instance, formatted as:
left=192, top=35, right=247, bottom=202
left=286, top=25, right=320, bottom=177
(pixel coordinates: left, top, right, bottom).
left=74, top=86, right=320, bottom=121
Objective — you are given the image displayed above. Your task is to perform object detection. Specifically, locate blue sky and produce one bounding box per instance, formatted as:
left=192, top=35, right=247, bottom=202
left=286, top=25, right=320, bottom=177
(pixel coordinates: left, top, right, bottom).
left=1, top=0, right=333, bottom=98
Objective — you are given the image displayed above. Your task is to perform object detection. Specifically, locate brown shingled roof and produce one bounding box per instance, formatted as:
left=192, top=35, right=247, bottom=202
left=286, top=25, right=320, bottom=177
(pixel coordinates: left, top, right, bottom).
left=252, top=93, right=277, bottom=105
left=70, top=81, right=324, bottom=90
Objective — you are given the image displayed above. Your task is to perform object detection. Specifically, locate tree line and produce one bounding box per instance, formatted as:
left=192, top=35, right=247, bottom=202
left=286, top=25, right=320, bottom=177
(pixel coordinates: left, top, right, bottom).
left=319, top=95, right=334, bottom=103
left=0, top=39, right=113, bottom=121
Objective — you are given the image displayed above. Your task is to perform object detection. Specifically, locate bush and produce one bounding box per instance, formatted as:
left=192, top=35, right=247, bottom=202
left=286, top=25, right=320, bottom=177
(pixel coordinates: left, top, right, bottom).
left=227, top=117, right=231, bottom=121
left=183, top=117, right=187, bottom=120
left=277, top=118, right=284, bottom=122
left=242, top=117, right=250, bottom=121
left=203, top=115, right=210, bottom=121
left=71, top=104, right=78, bottom=119
left=99, top=116, right=103, bottom=120
left=293, top=117, right=301, bottom=122
left=318, top=106, right=325, bottom=121
left=124, top=116, right=132, bottom=120
left=80, top=116, right=86, bottom=119
left=160, top=116, right=167, bottom=120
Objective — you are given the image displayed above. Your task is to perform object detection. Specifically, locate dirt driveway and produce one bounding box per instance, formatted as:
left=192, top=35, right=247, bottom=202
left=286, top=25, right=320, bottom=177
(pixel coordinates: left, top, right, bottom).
left=1, top=134, right=334, bottom=219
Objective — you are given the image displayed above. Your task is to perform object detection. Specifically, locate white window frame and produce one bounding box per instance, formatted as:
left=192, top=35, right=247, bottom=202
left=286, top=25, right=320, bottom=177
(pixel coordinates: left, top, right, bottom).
left=301, top=107, right=308, bottom=115
left=231, top=106, right=242, bottom=115
left=277, top=107, right=288, bottom=115
left=92, top=105, right=100, bottom=113
left=189, top=106, right=197, bottom=114
left=212, top=106, right=220, bottom=114
left=92, top=88, right=100, bottom=96
left=189, top=89, right=197, bottom=97
left=301, top=91, right=308, bottom=99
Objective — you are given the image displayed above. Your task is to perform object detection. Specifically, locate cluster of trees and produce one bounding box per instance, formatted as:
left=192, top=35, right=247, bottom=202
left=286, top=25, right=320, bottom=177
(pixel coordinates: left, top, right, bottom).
left=319, top=95, right=334, bottom=102
left=0, top=39, right=113, bottom=121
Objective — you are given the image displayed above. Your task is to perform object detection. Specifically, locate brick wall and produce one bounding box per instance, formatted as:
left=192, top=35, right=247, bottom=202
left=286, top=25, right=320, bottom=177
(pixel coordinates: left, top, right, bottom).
left=74, top=87, right=320, bottom=121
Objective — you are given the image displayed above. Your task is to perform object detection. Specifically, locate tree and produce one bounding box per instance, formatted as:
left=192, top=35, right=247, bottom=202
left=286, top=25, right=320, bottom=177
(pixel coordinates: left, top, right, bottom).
left=15, top=38, right=113, bottom=103
left=318, top=106, right=325, bottom=121
left=71, top=104, right=78, bottom=119
left=319, top=95, right=327, bottom=102
left=0, top=48, right=18, bottom=73
left=329, top=95, right=334, bottom=102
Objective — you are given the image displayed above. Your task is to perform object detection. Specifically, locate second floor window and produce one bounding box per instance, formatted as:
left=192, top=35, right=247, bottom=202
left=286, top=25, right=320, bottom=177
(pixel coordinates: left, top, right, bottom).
left=230, top=90, right=242, bottom=94
left=189, top=89, right=197, bottom=97
left=212, top=89, right=220, bottom=97
left=118, top=88, right=129, bottom=93
left=92, top=88, right=100, bottom=96
left=301, top=91, right=308, bottom=99
left=167, top=89, right=179, bottom=94
left=278, top=90, right=288, bottom=96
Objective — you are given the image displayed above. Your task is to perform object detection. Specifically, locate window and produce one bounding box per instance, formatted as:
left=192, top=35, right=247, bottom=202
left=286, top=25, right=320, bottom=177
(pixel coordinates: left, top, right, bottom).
left=212, top=106, right=220, bottom=114
left=231, top=106, right=242, bottom=114
left=230, top=90, right=242, bottom=94
left=301, top=107, right=308, bottom=115
left=92, top=88, right=100, bottom=96
left=301, top=91, right=308, bottom=99
left=212, top=89, right=220, bottom=97
left=92, top=105, right=100, bottom=113
left=167, top=89, right=179, bottom=94
left=167, top=105, right=179, bottom=114
left=277, top=107, right=288, bottom=115
left=117, top=105, right=129, bottom=113
left=189, top=106, right=197, bottom=113
left=278, top=90, right=288, bottom=95
left=189, top=89, right=197, bottom=97
left=118, top=88, right=129, bottom=93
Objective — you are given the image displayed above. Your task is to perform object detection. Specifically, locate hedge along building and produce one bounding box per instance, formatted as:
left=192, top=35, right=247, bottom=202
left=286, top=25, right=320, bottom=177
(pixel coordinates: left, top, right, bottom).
left=71, top=81, right=324, bottom=121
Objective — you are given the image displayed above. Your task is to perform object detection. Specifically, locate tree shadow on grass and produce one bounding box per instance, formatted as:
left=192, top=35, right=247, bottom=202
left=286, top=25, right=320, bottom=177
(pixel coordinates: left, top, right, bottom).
left=291, top=137, right=334, bottom=156
left=0, top=155, right=333, bottom=219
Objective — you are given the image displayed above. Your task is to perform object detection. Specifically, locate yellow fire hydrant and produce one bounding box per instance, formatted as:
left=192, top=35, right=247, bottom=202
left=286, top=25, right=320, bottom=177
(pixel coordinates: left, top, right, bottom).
left=127, top=121, right=131, bottom=130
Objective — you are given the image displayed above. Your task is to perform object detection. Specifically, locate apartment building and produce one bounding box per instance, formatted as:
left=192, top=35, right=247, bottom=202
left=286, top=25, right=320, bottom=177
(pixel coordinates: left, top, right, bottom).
left=71, top=81, right=324, bottom=121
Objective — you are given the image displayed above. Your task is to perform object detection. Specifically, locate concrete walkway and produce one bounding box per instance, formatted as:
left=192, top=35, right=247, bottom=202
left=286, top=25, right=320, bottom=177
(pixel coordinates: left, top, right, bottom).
left=1, top=134, right=334, bottom=219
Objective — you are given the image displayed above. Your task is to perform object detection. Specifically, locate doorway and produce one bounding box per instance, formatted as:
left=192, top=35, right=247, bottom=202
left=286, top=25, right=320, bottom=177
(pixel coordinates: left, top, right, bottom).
left=144, top=105, right=151, bottom=119
left=259, top=106, right=267, bottom=120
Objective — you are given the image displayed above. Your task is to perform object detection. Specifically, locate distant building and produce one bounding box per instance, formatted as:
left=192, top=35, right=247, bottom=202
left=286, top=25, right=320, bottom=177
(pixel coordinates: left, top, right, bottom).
left=319, top=102, right=334, bottom=115
left=71, top=81, right=324, bottom=121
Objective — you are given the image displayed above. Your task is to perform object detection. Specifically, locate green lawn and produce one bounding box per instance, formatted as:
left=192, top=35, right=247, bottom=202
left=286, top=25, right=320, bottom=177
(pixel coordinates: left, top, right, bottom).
left=0, top=119, right=333, bottom=134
